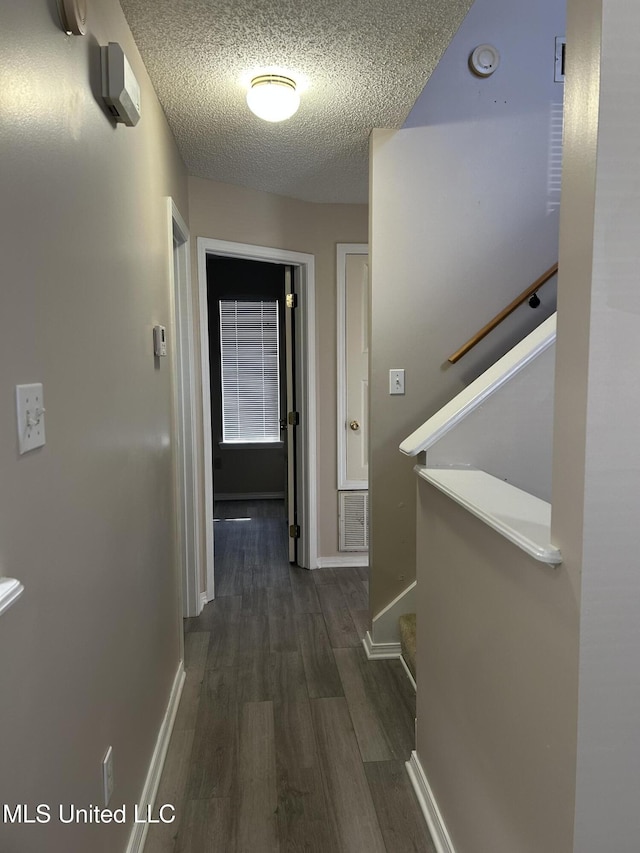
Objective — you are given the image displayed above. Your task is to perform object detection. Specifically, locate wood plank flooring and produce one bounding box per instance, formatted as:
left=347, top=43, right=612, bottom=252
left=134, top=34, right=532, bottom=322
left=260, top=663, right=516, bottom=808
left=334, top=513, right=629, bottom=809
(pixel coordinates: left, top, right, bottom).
left=146, top=500, right=434, bottom=853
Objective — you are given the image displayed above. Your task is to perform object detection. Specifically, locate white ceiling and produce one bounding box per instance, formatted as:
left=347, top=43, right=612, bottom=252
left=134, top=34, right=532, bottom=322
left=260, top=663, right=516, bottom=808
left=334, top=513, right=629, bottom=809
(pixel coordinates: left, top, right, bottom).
left=119, top=0, right=472, bottom=204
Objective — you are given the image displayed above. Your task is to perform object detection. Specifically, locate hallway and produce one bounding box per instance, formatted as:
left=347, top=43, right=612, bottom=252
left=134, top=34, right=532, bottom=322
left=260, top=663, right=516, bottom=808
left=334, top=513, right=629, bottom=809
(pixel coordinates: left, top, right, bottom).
left=145, top=501, right=432, bottom=852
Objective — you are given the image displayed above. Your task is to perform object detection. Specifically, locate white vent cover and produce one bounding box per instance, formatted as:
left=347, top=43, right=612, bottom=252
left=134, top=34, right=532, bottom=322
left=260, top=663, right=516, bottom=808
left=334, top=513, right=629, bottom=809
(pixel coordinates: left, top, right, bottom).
left=339, top=491, right=369, bottom=552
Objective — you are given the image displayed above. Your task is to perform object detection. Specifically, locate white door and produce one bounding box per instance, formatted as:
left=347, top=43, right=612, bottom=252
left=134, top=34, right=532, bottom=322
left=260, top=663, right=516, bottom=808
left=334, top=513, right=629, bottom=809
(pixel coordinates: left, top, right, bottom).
left=337, top=244, right=369, bottom=490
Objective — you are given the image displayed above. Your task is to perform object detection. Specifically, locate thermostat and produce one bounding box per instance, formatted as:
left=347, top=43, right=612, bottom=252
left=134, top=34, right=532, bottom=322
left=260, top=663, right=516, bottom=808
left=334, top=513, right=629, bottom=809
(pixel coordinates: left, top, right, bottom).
left=153, top=325, right=167, bottom=357
left=101, top=42, right=141, bottom=126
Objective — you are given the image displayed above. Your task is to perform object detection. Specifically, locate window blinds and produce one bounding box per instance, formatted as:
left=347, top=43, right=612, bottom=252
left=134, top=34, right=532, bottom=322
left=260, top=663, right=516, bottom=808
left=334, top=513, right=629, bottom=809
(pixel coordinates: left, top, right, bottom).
left=219, top=300, right=281, bottom=443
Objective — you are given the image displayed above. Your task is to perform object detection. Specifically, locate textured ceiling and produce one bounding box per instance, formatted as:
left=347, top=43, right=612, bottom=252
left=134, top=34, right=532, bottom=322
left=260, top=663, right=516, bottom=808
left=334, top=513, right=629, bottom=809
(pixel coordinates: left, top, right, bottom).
left=119, top=0, right=473, bottom=203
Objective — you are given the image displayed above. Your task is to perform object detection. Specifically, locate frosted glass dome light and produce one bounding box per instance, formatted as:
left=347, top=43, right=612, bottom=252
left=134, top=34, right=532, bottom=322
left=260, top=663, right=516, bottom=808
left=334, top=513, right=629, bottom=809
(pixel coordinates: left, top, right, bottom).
left=246, top=75, right=300, bottom=122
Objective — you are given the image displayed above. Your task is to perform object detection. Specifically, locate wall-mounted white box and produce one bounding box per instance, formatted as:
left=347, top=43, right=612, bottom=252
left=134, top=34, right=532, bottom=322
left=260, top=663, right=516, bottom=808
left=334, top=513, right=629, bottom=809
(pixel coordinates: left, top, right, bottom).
left=101, top=42, right=141, bottom=127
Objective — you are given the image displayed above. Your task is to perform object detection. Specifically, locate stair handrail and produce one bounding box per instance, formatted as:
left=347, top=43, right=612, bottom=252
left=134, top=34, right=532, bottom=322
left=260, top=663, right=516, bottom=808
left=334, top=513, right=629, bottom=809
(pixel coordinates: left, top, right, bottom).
left=447, top=262, right=559, bottom=364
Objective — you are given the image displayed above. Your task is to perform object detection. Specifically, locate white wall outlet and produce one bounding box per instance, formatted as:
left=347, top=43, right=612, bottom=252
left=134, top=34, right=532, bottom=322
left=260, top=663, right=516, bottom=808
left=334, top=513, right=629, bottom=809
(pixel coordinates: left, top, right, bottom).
left=389, top=369, right=405, bottom=395
left=16, top=384, right=46, bottom=454
left=102, top=746, right=114, bottom=806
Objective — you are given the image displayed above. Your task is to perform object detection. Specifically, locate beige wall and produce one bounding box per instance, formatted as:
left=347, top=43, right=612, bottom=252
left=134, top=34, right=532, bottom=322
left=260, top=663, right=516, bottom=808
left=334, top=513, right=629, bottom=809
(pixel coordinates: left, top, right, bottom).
left=0, top=2, right=187, bottom=851
left=555, top=0, right=640, bottom=848
left=415, top=482, right=578, bottom=852
left=188, top=177, right=368, bottom=574
left=369, top=0, right=565, bottom=616
left=417, top=0, right=640, bottom=847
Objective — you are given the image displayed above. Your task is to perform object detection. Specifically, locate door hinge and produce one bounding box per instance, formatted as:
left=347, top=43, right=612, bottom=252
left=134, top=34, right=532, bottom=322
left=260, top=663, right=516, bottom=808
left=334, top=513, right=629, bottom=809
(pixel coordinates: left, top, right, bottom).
left=289, top=524, right=300, bottom=539
left=288, top=411, right=300, bottom=426
left=286, top=293, right=298, bottom=309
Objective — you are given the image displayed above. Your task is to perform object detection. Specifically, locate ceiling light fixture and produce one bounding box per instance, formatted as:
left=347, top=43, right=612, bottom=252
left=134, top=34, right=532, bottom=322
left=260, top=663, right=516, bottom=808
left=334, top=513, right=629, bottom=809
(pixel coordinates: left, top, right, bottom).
left=246, top=74, right=300, bottom=122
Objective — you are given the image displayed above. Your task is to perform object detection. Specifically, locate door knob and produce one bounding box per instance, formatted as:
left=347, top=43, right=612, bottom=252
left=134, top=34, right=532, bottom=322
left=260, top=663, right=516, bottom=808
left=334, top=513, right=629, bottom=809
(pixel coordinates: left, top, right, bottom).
left=350, top=420, right=360, bottom=431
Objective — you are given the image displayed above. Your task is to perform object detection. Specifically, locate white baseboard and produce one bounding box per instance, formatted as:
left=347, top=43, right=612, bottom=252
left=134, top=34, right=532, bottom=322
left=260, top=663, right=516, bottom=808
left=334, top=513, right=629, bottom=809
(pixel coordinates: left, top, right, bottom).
left=316, top=555, right=369, bottom=569
left=399, top=654, right=417, bottom=691
left=371, top=580, right=416, bottom=646
left=199, top=591, right=208, bottom=612
left=214, top=492, right=285, bottom=501
left=362, top=630, right=401, bottom=659
left=406, top=751, right=456, bottom=853
left=363, top=633, right=416, bottom=691
left=126, top=662, right=186, bottom=853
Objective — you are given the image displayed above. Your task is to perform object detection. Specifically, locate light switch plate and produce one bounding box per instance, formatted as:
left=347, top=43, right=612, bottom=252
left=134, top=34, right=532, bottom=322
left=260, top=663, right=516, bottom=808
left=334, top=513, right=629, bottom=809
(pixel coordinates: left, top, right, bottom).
left=16, top=384, right=46, bottom=454
left=389, top=369, right=405, bottom=395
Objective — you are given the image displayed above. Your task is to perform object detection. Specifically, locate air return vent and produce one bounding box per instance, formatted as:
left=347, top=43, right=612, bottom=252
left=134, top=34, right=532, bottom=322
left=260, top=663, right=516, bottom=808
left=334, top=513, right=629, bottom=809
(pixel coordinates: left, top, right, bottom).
left=339, top=491, right=369, bottom=552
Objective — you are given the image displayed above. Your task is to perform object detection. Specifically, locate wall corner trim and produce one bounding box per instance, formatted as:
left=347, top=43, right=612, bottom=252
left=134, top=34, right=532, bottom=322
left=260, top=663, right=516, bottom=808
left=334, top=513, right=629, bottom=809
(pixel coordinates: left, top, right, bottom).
left=363, top=631, right=401, bottom=659
left=125, top=662, right=186, bottom=853
left=406, top=751, right=457, bottom=853
left=200, top=591, right=209, bottom=612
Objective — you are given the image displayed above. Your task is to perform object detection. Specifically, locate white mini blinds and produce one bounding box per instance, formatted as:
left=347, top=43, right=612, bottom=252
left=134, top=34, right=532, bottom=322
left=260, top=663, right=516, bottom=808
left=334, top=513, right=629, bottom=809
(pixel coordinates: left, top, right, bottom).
left=219, top=300, right=281, bottom=443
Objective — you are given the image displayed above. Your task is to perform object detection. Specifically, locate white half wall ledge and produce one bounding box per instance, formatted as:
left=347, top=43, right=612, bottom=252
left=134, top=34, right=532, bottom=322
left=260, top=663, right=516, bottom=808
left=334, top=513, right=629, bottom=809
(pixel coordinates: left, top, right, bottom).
left=416, top=466, right=562, bottom=565
left=0, top=578, right=24, bottom=616
left=400, top=314, right=557, bottom=457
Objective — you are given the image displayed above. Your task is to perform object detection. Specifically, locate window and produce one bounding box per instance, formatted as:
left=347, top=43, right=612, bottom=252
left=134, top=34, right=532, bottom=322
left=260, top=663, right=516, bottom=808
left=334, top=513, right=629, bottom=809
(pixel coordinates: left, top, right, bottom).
left=219, top=300, right=281, bottom=443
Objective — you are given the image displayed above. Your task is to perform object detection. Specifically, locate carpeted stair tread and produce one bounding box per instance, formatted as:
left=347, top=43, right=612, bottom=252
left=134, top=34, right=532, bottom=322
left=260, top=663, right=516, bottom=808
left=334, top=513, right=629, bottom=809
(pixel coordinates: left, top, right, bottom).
left=399, top=612, right=416, bottom=680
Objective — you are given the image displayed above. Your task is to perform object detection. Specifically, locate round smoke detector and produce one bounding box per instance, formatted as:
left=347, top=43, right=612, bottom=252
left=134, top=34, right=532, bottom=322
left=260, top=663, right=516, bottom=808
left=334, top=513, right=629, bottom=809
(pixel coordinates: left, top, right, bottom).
left=469, top=44, right=500, bottom=77
left=59, top=0, right=88, bottom=35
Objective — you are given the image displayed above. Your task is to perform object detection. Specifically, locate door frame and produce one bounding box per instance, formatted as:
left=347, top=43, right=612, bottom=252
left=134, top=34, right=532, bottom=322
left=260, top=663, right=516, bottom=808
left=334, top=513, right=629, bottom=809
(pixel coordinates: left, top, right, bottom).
left=167, top=199, right=202, bottom=619
left=337, top=243, right=369, bottom=490
left=197, top=238, right=318, bottom=587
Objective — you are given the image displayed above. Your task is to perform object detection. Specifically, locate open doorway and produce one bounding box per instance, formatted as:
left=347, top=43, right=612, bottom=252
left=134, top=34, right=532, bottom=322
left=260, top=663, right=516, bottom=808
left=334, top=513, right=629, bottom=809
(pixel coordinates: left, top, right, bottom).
left=197, top=238, right=317, bottom=600
left=207, top=256, right=288, bottom=502
left=206, top=256, right=296, bottom=578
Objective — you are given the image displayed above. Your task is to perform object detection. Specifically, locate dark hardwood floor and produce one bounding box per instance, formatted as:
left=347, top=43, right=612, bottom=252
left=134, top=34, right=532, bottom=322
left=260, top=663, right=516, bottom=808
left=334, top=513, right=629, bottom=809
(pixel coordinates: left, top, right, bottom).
left=145, top=500, right=433, bottom=853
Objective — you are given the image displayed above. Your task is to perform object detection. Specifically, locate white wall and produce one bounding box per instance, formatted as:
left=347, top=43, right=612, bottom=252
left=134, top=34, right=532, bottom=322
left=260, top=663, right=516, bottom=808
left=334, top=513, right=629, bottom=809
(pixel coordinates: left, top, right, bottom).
left=0, top=2, right=187, bottom=850
left=369, top=0, right=565, bottom=614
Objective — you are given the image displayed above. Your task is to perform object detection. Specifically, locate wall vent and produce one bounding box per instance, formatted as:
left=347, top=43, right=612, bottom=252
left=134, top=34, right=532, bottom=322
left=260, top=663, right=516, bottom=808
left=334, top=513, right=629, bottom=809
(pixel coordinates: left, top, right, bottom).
left=339, top=491, right=369, bottom=551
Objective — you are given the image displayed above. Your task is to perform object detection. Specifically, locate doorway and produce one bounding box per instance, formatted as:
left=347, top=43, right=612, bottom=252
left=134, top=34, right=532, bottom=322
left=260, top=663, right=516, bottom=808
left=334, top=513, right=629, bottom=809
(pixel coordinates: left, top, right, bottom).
left=197, top=238, right=317, bottom=600
left=207, top=256, right=288, bottom=499
left=206, top=256, right=296, bottom=577
left=168, top=199, right=201, bottom=620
